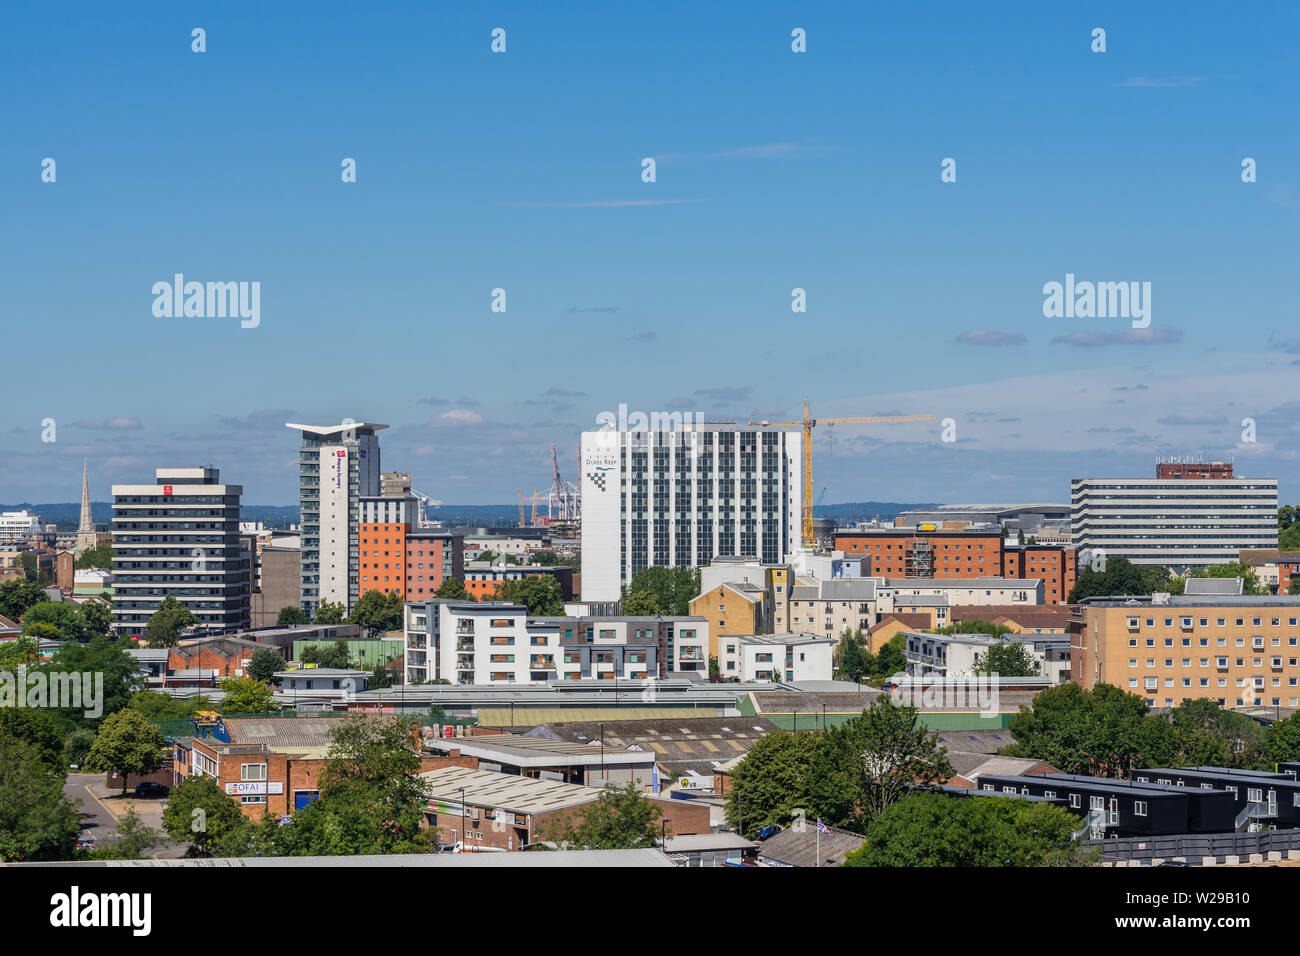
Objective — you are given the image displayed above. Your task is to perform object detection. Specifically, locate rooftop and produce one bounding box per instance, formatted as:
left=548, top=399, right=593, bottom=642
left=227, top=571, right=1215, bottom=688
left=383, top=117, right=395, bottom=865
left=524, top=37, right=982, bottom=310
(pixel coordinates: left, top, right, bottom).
left=419, top=766, right=612, bottom=814
left=425, top=732, right=653, bottom=767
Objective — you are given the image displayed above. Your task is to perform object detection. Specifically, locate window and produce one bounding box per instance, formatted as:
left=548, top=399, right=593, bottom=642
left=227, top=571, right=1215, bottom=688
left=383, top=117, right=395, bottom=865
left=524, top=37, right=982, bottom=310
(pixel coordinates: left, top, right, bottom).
left=1134, top=801, right=1148, bottom=817
left=241, top=763, right=267, bottom=781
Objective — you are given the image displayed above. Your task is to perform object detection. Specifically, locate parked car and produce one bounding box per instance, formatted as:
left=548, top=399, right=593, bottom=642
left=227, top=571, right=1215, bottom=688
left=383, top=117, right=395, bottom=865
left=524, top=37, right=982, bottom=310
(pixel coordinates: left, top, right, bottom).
left=75, top=836, right=97, bottom=851
left=134, top=781, right=169, bottom=798
left=755, top=824, right=784, bottom=841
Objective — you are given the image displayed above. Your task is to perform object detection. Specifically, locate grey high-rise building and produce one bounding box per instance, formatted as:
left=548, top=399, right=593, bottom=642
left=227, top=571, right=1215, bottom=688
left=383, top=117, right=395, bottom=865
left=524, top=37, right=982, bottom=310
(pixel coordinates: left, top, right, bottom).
left=111, top=466, right=250, bottom=634
left=286, top=421, right=386, bottom=618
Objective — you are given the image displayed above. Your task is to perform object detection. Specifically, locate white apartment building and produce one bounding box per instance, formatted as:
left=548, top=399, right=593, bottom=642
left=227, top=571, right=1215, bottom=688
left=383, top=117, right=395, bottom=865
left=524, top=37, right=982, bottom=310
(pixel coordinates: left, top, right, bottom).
left=789, top=579, right=878, bottom=636
left=903, top=630, right=1068, bottom=682
left=403, top=600, right=710, bottom=685
left=875, top=577, right=1043, bottom=610
left=1071, top=474, right=1278, bottom=571
left=580, top=420, right=803, bottom=602
left=0, top=510, right=40, bottom=544
left=717, top=633, right=835, bottom=683
left=287, top=421, right=386, bottom=617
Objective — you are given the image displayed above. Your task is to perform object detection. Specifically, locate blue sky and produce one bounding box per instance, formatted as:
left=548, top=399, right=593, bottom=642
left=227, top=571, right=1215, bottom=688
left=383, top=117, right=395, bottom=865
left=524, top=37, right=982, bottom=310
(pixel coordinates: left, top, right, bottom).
left=3, top=1, right=1298, bottom=506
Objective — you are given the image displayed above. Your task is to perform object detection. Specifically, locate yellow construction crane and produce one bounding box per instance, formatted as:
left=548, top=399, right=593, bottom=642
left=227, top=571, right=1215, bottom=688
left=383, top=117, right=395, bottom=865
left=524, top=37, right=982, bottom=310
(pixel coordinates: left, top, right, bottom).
left=748, top=400, right=934, bottom=549
left=517, top=489, right=526, bottom=528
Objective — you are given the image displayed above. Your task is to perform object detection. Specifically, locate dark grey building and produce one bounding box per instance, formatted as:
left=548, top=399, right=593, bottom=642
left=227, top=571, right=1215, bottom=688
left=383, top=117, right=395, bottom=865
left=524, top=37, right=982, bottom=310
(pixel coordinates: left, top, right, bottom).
left=111, top=466, right=250, bottom=634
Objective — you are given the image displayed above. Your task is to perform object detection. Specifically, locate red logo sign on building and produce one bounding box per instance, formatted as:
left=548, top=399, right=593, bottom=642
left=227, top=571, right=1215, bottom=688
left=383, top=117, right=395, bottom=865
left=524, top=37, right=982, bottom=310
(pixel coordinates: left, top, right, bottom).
left=163, top=485, right=173, bottom=495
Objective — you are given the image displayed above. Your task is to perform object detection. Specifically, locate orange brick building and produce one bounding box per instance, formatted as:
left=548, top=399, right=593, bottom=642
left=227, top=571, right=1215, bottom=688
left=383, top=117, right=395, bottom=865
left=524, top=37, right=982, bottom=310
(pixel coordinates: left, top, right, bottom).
left=832, top=529, right=1078, bottom=604
left=359, top=496, right=464, bottom=602
left=463, top=564, right=575, bottom=601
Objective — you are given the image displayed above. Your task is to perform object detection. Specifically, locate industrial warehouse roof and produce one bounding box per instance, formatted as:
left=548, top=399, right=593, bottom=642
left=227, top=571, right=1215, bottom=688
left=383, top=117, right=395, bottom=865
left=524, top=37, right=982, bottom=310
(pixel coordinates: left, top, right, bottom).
left=427, top=732, right=653, bottom=767
left=223, top=716, right=356, bottom=749
left=527, top=717, right=781, bottom=768
left=476, top=706, right=726, bottom=727
left=419, top=766, right=612, bottom=814
left=935, top=730, right=1018, bottom=754
left=746, top=689, right=882, bottom=714
left=757, top=825, right=866, bottom=867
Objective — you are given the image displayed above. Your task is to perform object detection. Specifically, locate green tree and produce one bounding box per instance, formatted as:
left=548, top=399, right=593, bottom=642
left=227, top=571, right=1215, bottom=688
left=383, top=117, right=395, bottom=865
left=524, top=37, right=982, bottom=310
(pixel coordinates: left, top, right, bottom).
left=1068, top=557, right=1173, bottom=603
left=21, top=601, right=85, bottom=642
left=162, top=775, right=245, bottom=855
left=620, top=566, right=700, bottom=616
left=0, top=730, right=81, bottom=861
left=0, top=708, right=66, bottom=770
left=85, top=709, right=164, bottom=795
left=1264, top=712, right=1300, bottom=764
left=246, top=646, right=285, bottom=684
left=724, top=731, right=822, bottom=836
left=809, top=696, right=954, bottom=831
left=89, top=807, right=163, bottom=860
left=972, top=640, right=1040, bottom=677
left=126, top=690, right=210, bottom=721
left=545, top=783, right=666, bottom=850
left=80, top=600, right=112, bottom=637
left=496, top=575, right=565, bottom=615
left=835, top=628, right=870, bottom=683
left=74, top=543, right=114, bottom=570
left=434, top=578, right=473, bottom=601
left=217, top=676, right=276, bottom=714
left=1169, top=698, right=1266, bottom=768
left=351, top=589, right=405, bottom=636
left=145, top=595, right=199, bottom=647
left=929, top=620, right=1013, bottom=637
left=0, top=579, right=47, bottom=621
left=1005, top=683, right=1175, bottom=777
left=34, top=635, right=143, bottom=727
left=276, top=606, right=309, bottom=626
left=0, top=635, right=41, bottom=669
left=869, top=634, right=906, bottom=681
left=845, top=793, right=1094, bottom=867
left=314, top=601, right=347, bottom=624
left=300, top=638, right=351, bottom=669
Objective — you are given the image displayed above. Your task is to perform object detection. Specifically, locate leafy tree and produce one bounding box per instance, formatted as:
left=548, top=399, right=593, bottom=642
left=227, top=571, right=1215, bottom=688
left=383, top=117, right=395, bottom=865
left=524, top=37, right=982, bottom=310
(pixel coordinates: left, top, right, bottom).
left=246, top=646, right=285, bottom=684
left=1264, top=712, right=1300, bottom=765
left=835, top=628, right=870, bottom=683
left=845, top=793, right=1094, bottom=867
left=929, top=620, right=1013, bottom=638
left=89, top=807, right=163, bottom=860
left=21, top=620, right=61, bottom=642
left=1005, top=683, right=1175, bottom=777
left=162, top=775, right=245, bottom=855
left=314, top=601, right=347, bottom=624
left=145, top=595, right=199, bottom=647
left=809, top=696, right=953, bottom=830
left=1185, top=562, right=1269, bottom=596
left=1291, top=578, right=1300, bottom=597
left=0, top=579, right=46, bottom=621
left=0, top=730, right=81, bottom=861
left=620, top=566, right=700, bottom=616
left=1067, top=557, right=1173, bottom=603
left=0, top=635, right=41, bottom=669
left=34, top=635, right=142, bottom=727
left=496, top=575, right=565, bottom=615
left=21, top=601, right=85, bottom=642
left=126, top=690, right=210, bottom=721
left=351, top=589, right=405, bottom=636
left=86, top=709, right=164, bottom=795
left=300, top=639, right=351, bottom=669
left=276, top=606, right=309, bottom=626
left=972, top=640, right=1040, bottom=677
left=1169, top=698, right=1266, bottom=768
left=870, top=634, right=907, bottom=681
left=545, top=783, right=666, bottom=849
left=80, top=600, right=112, bottom=637
left=434, top=578, right=473, bottom=601
left=217, top=676, right=276, bottom=714
left=0, top=708, right=66, bottom=770
left=708, top=655, right=720, bottom=681
left=74, top=543, right=114, bottom=570
left=63, top=729, right=95, bottom=770
left=724, top=731, right=823, bottom=836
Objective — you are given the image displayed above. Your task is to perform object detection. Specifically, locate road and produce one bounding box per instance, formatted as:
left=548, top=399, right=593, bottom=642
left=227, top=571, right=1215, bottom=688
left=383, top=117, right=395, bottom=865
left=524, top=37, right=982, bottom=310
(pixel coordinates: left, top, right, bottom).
left=64, top=773, right=187, bottom=858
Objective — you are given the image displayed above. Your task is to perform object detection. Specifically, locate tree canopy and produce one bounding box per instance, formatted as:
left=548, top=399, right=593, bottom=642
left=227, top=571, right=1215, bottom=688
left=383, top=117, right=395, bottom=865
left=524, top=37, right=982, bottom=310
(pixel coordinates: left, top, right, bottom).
left=1067, top=557, right=1174, bottom=603
left=85, top=709, right=165, bottom=795
left=145, top=595, right=199, bottom=647
left=620, top=567, right=699, bottom=616
left=545, top=783, right=666, bottom=850
left=496, top=574, right=565, bottom=615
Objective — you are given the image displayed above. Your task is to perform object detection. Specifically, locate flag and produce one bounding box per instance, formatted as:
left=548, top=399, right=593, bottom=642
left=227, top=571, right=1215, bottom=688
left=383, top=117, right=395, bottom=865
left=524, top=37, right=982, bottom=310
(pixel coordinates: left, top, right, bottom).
left=816, top=819, right=830, bottom=834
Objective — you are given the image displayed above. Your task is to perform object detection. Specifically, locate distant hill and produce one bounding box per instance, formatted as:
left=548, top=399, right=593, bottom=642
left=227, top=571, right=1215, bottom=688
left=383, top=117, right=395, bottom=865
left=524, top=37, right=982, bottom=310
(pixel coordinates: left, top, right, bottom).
left=7, top=500, right=942, bottom=531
